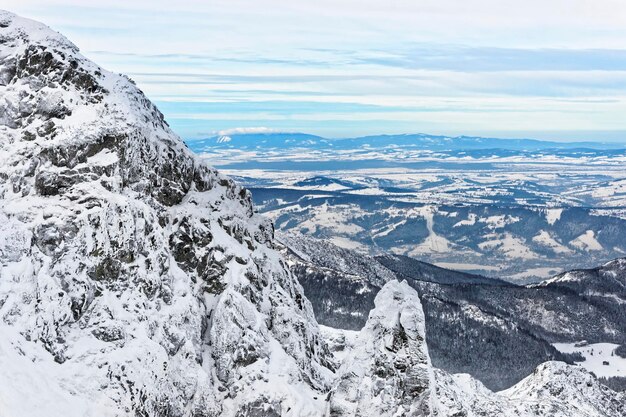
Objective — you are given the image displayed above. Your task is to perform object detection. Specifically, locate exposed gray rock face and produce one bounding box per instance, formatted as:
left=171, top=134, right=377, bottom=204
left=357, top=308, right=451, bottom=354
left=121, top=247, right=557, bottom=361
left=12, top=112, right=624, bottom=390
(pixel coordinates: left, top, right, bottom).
left=327, top=280, right=434, bottom=416
left=0, top=10, right=332, bottom=417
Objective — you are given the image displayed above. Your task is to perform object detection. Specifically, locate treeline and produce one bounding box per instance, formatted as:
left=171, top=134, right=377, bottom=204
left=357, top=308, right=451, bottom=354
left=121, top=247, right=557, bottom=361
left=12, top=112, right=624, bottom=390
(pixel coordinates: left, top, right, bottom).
left=598, top=376, right=626, bottom=392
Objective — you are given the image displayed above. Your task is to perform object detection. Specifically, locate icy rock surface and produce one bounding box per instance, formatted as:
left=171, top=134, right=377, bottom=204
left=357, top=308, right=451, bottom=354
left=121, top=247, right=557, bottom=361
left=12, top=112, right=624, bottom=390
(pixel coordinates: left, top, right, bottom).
left=327, top=280, right=434, bottom=416
left=435, top=362, right=626, bottom=416
left=0, top=10, right=333, bottom=417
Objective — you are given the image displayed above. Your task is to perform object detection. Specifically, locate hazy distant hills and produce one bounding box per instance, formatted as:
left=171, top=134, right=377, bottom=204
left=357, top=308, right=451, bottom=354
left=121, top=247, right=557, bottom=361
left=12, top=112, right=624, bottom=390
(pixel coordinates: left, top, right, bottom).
left=188, top=132, right=626, bottom=152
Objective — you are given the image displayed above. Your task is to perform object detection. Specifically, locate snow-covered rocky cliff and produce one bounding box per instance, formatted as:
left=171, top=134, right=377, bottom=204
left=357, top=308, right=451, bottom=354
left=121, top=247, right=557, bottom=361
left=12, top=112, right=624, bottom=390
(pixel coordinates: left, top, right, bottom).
left=0, top=10, right=623, bottom=417
left=0, top=10, right=333, bottom=417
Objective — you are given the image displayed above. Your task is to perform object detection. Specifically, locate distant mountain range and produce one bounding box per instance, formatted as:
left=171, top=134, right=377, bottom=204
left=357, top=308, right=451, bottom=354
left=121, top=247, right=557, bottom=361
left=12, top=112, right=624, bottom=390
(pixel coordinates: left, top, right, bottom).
left=188, top=132, right=626, bottom=152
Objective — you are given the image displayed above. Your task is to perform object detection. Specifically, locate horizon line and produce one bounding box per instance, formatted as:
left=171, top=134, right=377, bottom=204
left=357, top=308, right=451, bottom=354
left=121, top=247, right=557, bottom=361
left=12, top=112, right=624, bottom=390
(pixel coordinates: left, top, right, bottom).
left=184, top=129, right=626, bottom=145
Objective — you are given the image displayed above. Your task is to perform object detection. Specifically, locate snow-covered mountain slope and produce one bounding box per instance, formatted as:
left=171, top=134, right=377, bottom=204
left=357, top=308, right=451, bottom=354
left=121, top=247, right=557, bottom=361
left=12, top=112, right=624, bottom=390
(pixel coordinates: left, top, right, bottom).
left=376, top=253, right=508, bottom=286
left=278, top=232, right=395, bottom=287
left=501, top=361, right=625, bottom=415
left=275, top=233, right=385, bottom=330
left=435, top=362, right=626, bottom=417
left=0, top=10, right=333, bottom=416
left=538, top=257, right=626, bottom=297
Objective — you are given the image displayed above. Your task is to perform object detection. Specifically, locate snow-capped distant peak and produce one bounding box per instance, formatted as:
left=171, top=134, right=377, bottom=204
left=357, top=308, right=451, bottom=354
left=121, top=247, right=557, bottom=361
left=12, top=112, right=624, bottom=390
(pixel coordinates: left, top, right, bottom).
left=217, top=135, right=232, bottom=143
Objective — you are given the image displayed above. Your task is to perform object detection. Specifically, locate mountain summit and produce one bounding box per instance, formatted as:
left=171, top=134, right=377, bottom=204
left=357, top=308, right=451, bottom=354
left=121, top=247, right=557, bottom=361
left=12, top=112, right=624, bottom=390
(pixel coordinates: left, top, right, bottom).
left=0, top=10, right=623, bottom=417
left=0, top=10, right=333, bottom=416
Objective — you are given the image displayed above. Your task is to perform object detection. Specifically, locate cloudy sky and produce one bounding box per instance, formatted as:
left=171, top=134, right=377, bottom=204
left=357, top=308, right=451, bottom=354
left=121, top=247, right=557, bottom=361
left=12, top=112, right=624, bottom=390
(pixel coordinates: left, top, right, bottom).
left=4, top=1, right=626, bottom=141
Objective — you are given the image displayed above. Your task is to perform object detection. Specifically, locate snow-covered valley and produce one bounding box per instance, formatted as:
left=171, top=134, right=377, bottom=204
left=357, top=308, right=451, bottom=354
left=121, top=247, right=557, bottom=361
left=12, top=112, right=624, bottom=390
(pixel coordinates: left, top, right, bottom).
left=229, top=170, right=626, bottom=282
left=182, top=130, right=626, bottom=283
left=553, top=342, right=626, bottom=379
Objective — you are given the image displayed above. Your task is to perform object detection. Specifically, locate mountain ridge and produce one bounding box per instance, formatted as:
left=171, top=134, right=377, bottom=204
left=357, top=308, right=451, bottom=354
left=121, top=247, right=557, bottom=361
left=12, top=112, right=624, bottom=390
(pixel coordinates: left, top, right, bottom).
left=190, top=131, right=626, bottom=151
left=0, top=10, right=333, bottom=416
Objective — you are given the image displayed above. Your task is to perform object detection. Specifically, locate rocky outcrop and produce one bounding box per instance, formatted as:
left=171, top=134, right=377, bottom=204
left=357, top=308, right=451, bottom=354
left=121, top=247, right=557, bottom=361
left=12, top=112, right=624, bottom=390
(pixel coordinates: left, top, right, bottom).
left=502, top=361, right=626, bottom=416
left=327, top=280, right=434, bottom=416
left=325, top=280, right=626, bottom=417
left=285, top=234, right=626, bottom=391
left=326, top=279, right=625, bottom=417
